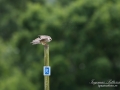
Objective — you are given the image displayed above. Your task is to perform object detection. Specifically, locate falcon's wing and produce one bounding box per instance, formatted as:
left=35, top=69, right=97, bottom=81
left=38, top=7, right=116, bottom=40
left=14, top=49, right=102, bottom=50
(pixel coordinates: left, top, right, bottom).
left=38, top=35, right=50, bottom=39
left=31, top=38, right=41, bottom=45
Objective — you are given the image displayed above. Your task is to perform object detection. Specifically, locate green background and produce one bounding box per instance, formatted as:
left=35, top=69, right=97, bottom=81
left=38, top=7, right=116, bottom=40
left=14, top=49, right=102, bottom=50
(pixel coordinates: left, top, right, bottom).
left=0, top=0, right=120, bottom=90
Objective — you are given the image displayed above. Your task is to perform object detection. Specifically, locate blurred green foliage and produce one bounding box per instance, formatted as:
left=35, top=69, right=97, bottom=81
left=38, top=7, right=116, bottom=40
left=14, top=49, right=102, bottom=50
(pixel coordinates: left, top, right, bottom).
left=0, top=0, right=120, bottom=90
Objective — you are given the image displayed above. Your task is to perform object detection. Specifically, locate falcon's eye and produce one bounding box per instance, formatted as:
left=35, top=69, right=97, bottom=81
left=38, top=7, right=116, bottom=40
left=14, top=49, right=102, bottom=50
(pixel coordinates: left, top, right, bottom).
left=49, top=38, right=52, bottom=41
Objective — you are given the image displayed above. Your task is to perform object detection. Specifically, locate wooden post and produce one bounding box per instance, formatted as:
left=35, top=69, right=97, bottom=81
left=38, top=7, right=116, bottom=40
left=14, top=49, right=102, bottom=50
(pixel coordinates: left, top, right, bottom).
left=44, top=44, right=50, bottom=90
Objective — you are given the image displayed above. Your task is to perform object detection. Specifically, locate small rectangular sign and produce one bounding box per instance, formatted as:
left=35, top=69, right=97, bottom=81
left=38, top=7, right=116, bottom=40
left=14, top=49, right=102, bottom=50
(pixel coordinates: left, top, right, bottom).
left=43, top=66, right=51, bottom=76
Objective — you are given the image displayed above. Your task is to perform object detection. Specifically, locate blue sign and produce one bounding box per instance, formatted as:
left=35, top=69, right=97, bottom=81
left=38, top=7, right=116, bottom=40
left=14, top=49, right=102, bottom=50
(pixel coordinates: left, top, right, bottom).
left=43, top=66, right=51, bottom=76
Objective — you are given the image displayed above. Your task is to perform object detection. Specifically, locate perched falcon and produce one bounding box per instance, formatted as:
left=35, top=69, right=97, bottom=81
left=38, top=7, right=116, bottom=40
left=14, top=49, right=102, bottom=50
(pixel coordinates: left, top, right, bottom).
left=31, top=35, right=52, bottom=45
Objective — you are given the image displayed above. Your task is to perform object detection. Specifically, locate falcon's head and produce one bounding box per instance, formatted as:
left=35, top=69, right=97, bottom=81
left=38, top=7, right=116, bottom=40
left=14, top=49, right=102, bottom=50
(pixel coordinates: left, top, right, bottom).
left=48, top=37, right=52, bottom=42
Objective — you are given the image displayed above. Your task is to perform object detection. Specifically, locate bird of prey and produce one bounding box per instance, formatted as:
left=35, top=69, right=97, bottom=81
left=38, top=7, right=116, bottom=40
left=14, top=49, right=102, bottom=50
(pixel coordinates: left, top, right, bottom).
left=31, top=35, right=52, bottom=45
